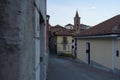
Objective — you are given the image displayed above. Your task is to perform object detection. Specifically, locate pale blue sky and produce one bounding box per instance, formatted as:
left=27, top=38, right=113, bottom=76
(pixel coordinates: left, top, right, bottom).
left=47, top=0, right=120, bottom=26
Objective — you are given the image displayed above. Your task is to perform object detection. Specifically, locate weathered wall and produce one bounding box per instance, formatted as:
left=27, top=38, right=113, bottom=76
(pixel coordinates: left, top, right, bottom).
left=0, top=0, right=36, bottom=80
left=39, top=0, right=48, bottom=80
left=0, top=0, right=21, bottom=80
left=57, top=36, right=73, bottom=54
left=19, top=0, right=35, bottom=80
left=0, top=0, right=47, bottom=80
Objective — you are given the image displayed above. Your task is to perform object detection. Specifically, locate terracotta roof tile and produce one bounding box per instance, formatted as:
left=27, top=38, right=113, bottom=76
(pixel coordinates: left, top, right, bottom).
left=55, top=29, right=75, bottom=36
left=50, top=25, right=66, bottom=33
left=78, top=15, right=120, bottom=36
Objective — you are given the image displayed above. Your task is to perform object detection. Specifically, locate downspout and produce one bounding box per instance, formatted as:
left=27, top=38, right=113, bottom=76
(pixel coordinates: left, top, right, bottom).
left=112, top=39, right=115, bottom=70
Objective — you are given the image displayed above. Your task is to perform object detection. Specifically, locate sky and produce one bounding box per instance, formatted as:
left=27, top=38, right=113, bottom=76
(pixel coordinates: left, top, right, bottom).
left=47, top=0, right=120, bottom=26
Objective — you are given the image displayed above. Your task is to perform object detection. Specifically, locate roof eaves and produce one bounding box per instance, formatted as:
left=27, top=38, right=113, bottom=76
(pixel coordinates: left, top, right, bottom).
left=75, top=34, right=120, bottom=39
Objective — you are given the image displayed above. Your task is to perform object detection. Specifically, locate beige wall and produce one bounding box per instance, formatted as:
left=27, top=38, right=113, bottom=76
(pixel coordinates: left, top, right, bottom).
left=115, top=39, right=120, bottom=70
left=77, top=38, right=113, bottom=69
left=91, top=39, right=113, bottom=69
left=77, top=39, right=86, bottom=62
left=57, top=36, right=73, bottom=54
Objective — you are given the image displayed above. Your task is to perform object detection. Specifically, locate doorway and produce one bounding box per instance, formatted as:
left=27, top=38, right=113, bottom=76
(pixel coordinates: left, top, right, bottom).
left=86, top=42, right=90, bottom=64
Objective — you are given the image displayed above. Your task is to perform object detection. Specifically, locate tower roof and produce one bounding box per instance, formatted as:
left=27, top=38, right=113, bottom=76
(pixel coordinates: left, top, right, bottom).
left=75, top=11, right=79, bottom=17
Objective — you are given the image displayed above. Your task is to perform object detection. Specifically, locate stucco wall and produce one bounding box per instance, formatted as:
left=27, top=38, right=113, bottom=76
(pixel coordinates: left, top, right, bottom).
left=0, top=0, right=25, bottom=80
left=91, top=39, right=113, bottom=69
left=115, top=39, right=120, bottom=70
left=57, top=36, right=73, bottom=54
left=19, top=0, right=36, bottom=80
left=57, top=36, right=63, bottom=44
left=0, top=0, right=47, bottom=80
left=77, top=39, right=86, bottom=62
left=77, top=38, right=113, bottom=69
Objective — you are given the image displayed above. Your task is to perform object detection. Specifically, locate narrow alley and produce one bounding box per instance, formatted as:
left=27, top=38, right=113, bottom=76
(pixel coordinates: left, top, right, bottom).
left=47, top=55, right=120, bottom=80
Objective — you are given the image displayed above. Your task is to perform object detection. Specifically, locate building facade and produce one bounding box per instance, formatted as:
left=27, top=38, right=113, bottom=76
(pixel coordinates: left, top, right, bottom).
left=75, top=15, right=120, bottom=74
left=0, top=0, right=47, bottom=80
left=49, top=25, right=66, bottom=54
left=49, top=11, right=90, bottom=55
left=55, top=30, right=74, bottom=54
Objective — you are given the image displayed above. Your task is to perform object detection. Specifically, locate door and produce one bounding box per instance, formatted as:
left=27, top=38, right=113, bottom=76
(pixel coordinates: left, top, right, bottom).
left=86, top=42, right=90, bottom=64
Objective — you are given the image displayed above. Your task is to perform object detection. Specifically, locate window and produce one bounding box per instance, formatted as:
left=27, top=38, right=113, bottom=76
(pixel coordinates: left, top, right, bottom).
left=63, top=36, right=67, bottom=44
left=77, top=24, right=79, bottom=26
left=63, top=44, right=66, bottom=50
left=116, top=50, right=119, bottom=57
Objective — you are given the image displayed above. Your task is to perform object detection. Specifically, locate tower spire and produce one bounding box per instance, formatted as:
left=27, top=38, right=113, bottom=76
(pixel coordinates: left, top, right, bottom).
left=75, top=10, right=79, bottom=17
left=74, top=10, right=80, bottom=33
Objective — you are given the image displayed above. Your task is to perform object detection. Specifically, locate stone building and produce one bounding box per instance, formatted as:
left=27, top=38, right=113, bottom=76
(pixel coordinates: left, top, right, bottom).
left=0, top=0, right=47, bottom=80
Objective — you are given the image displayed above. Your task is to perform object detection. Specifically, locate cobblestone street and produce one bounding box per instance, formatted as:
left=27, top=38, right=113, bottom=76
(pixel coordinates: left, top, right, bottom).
left=47, top=55, right=120, bottom=80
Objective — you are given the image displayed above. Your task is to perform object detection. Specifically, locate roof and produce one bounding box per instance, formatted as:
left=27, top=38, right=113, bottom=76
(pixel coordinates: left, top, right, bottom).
left=80, top=24, right=91, bottom=30
left=50, top=25, right=66, bottom=33
left=80, top=24, right=91, bottom=28
left=64, top=23, right=90, bottom=29
left=50, top=25, right=65, bottom=29
left=65, top=24, right=74, bottom=27
left=55, top=29, right=75, bottom=36
left=75, top=11, right=79, bottom=18
left=76, top=15, right=120, bottom=37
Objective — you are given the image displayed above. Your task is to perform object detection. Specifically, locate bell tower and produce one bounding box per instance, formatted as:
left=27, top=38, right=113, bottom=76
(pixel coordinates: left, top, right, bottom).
left=74, top=11, right=80, bottom=33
